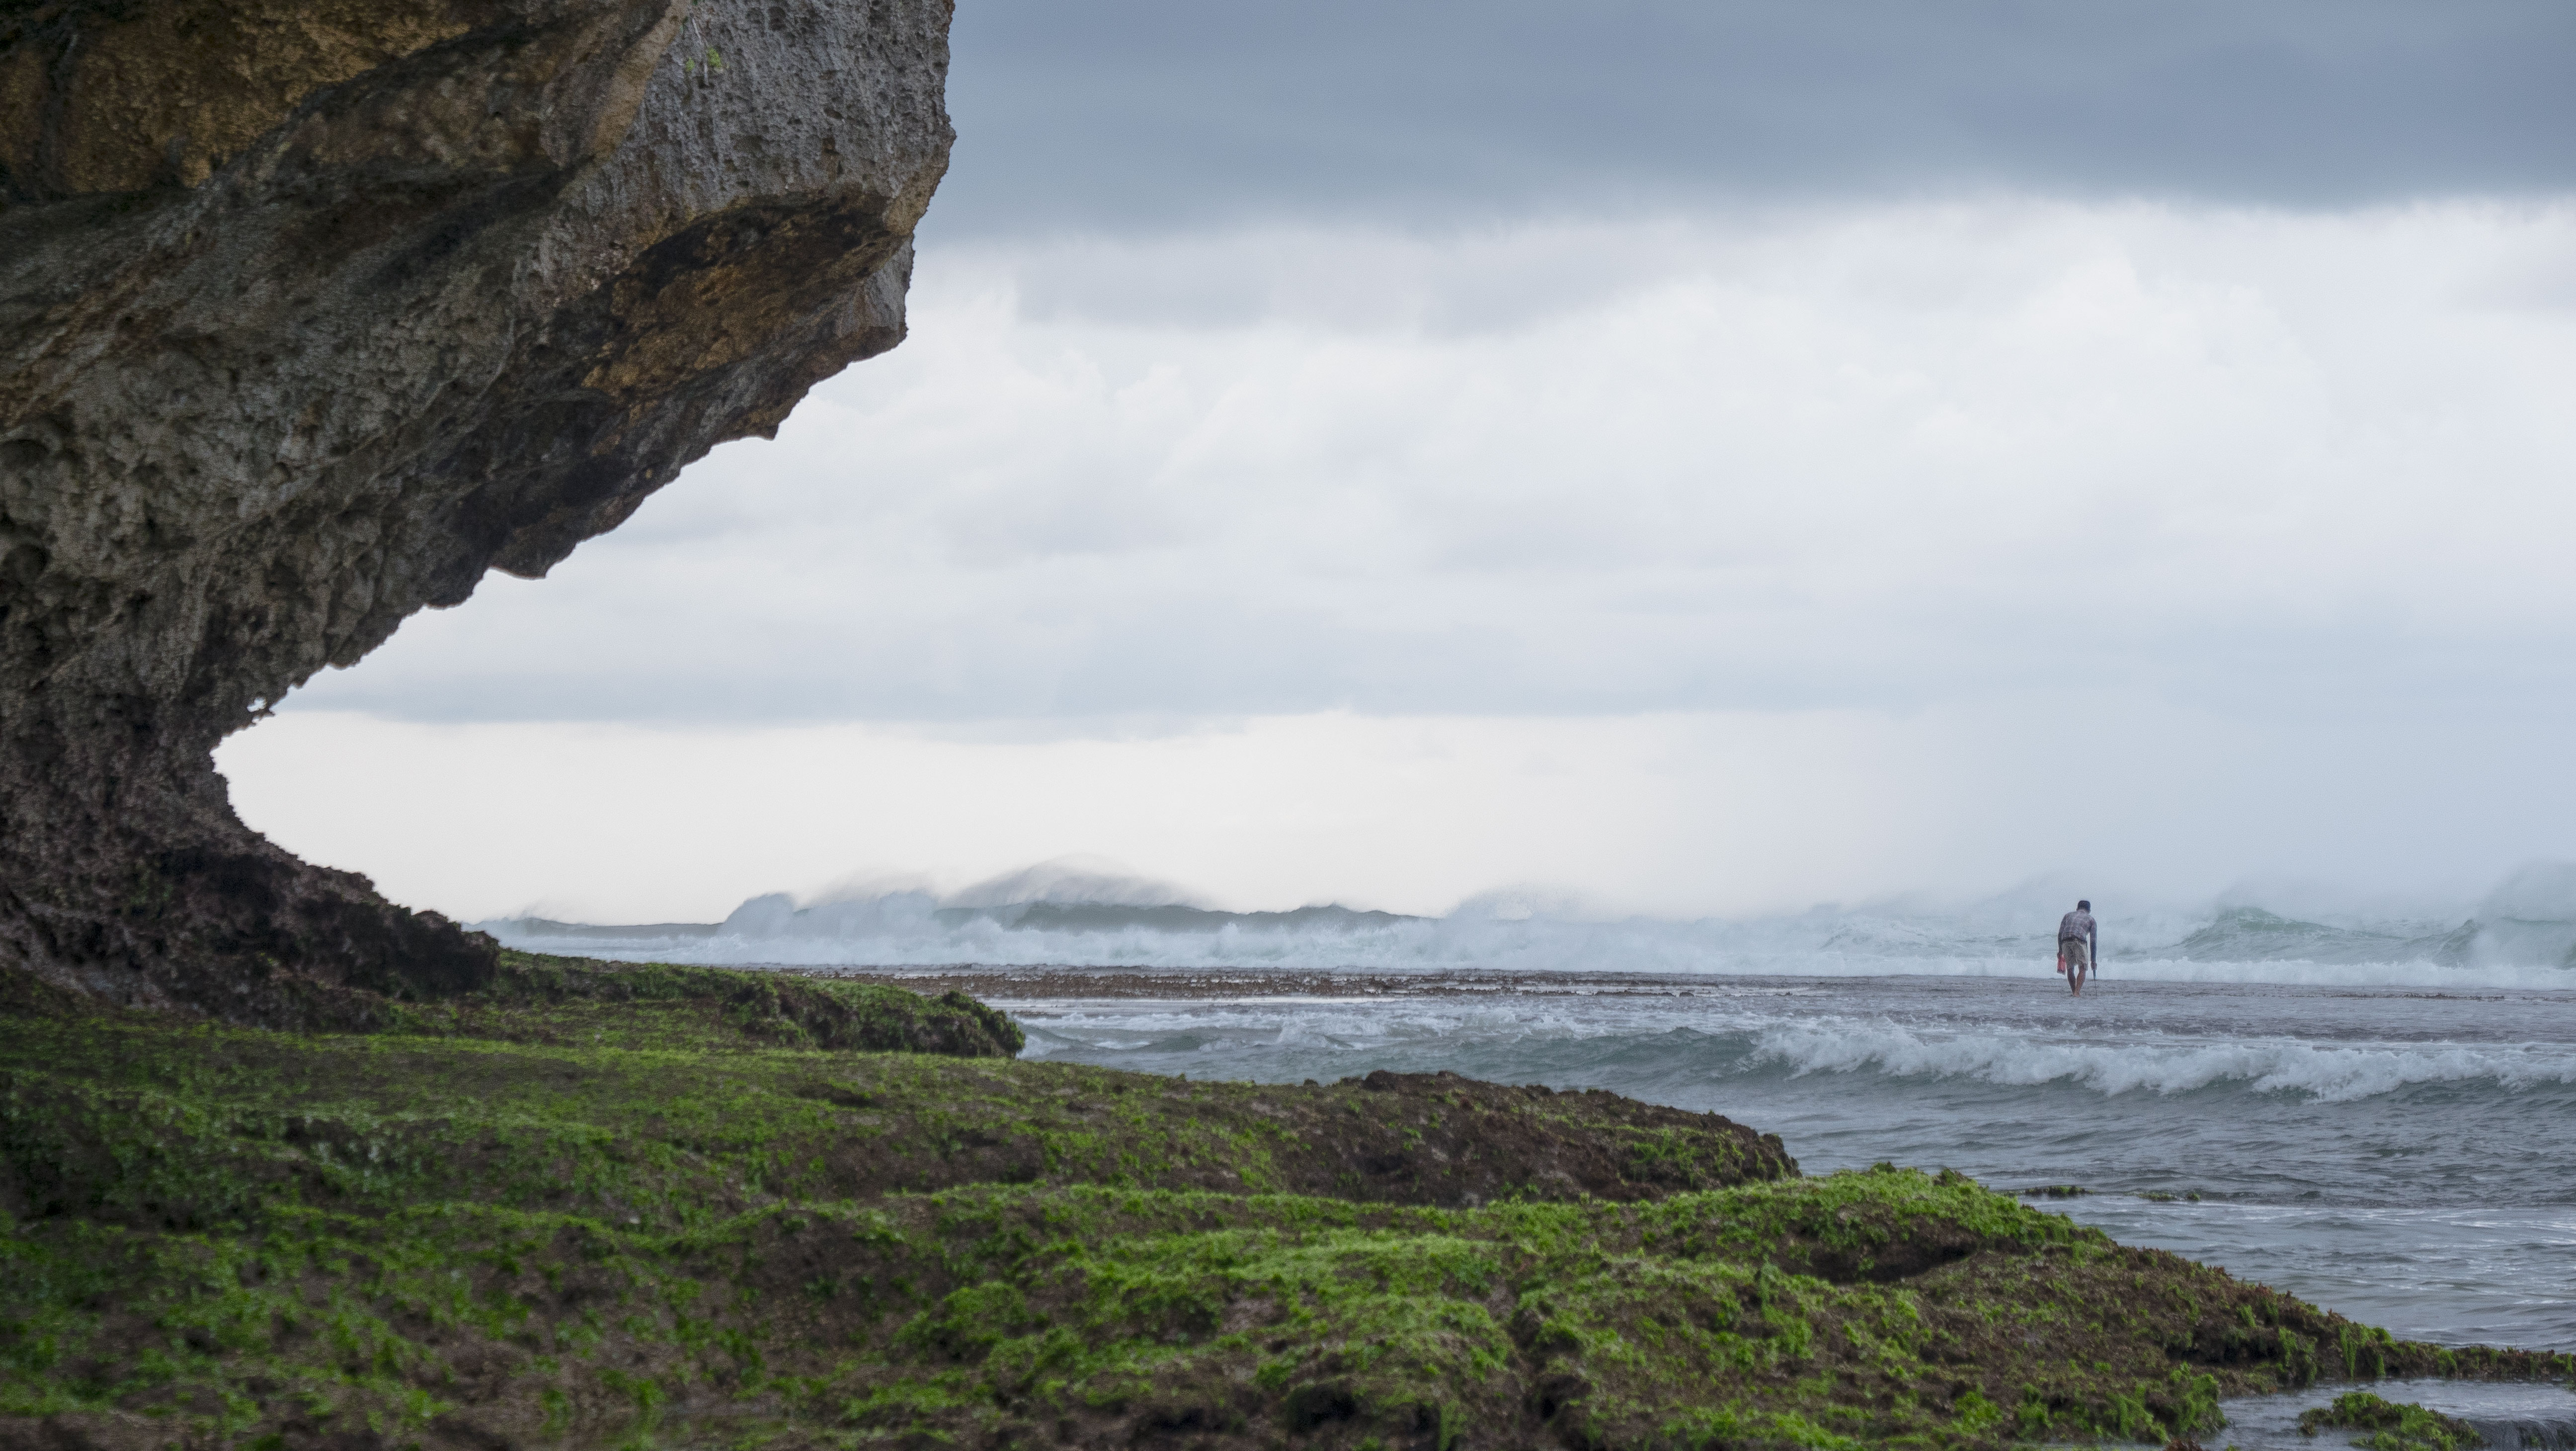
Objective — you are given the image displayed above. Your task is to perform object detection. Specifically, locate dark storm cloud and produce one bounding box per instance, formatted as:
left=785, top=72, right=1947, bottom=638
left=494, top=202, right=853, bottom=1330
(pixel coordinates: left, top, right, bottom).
left=930, top=0, right=2576, bottom=236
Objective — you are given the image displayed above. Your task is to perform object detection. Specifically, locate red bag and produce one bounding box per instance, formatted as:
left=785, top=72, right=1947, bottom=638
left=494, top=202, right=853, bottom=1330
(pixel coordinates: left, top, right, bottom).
left=2055, top=951, right=2067, bottom=975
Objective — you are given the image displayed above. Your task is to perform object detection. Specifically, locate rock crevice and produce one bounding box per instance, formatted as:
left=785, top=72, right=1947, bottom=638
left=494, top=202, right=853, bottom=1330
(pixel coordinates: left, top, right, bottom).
left=0, top=0, right=953, bottom=1019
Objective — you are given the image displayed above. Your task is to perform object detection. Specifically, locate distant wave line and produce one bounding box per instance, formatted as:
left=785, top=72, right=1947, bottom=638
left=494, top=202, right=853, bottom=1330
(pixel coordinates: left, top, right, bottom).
left=1746, top=1021, right=2576, bottom=1103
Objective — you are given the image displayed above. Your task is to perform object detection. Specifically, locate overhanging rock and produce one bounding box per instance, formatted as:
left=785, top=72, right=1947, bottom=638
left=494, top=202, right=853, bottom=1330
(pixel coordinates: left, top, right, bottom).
left=0, top=0, right=953, bottom=1022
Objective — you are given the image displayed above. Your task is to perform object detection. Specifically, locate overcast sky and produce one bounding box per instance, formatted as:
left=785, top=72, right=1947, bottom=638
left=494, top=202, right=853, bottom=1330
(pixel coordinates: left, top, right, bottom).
left=228, top=1, right=2576, bottom=923
left=927, top=0, right=2576, bottom=232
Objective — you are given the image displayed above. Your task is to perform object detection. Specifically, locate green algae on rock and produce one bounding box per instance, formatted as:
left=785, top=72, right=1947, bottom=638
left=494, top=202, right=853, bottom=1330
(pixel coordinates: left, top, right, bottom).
left=394, top=952, right=1028, bottom=1060
left=0, top=950, right=1027, bottom=1058
left=0, top=963, right=1790, bottom=1237
left=2297, top=1390, right=2488, bottom=1451
left=3, top=966, right=2569, bottom=1451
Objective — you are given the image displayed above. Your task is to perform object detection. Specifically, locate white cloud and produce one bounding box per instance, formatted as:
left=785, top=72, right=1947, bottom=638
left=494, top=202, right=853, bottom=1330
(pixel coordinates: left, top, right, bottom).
left=231, top=198, right=2576, bottom=919
left=288, top=198, right=2576, bottom=725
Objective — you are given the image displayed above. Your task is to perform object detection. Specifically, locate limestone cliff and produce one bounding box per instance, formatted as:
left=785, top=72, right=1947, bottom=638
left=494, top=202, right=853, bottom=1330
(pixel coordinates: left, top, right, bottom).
left=0, top=0, right=952, bottom=1021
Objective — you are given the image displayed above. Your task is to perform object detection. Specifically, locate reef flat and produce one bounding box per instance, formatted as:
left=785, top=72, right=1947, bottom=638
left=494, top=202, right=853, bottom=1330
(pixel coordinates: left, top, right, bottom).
left=1, top=956, right=2565, bottom=1451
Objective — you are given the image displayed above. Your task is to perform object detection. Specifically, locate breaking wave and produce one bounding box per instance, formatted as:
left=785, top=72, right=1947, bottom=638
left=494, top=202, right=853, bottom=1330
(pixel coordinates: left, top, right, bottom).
left=1744, top=1020, right=2576, bottom=1103
left=1003, top=999, right=2576, bottom=1106
left=479, top=858, right=2576, bottom=988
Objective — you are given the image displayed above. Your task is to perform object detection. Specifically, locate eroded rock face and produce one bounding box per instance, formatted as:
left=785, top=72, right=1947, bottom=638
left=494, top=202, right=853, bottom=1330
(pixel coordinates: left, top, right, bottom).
left=0, top=0, right=952, bottom=1021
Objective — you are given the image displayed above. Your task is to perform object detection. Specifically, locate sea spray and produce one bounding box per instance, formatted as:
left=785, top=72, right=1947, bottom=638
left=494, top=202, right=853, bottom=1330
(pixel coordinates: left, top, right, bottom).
left=483, top=860, right=2576, bottom=984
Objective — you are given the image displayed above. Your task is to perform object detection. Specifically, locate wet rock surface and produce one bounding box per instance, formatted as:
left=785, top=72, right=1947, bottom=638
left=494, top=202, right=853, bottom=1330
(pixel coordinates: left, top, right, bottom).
left=0, top=0, right=952, bottom=1018
left=6, top=971, right=2572, bottom=1451
left=12, top=986, right=2570, bottom=1451
left=1304, top=1066, right=1797, bottom=1205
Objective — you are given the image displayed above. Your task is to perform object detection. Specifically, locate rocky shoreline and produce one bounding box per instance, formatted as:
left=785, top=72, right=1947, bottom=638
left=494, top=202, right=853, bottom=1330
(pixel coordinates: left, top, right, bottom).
left=782, top=966, right=1808, bottom=1001
left=4, top=954, right=2567, bottom=1451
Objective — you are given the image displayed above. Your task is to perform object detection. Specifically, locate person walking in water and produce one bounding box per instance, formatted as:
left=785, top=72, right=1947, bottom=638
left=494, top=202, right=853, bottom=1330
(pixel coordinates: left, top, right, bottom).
left=2057, top=899, right=2099, bottom=995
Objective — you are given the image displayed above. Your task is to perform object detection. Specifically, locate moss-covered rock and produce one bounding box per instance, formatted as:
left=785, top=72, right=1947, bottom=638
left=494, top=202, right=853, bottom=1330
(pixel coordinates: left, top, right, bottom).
left=403, top=951, right=1029, bottom=1059
left=0, top=978, right=2566, bottom=1451
left=2298, top=1390, right=2488, bottom=1451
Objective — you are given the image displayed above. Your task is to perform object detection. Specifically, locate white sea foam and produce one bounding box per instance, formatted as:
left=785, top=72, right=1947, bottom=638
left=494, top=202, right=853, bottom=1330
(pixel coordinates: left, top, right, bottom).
left=1013, top=1000, right=1609, bottom=1058
left=1747, top=1020, right=2576, bottom=1102
left=479, top=860, right=2576, bottom=988
left=1003, top=997, right=2576, bottom=1102
left=483, top=915, right=2576, bottom=989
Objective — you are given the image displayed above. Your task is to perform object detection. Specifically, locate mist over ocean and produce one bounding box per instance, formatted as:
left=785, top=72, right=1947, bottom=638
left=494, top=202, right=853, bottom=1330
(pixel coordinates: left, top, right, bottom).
left=486, top=859, right=2576, bottom=1378
left=487, top=859, right=2576, bottom=985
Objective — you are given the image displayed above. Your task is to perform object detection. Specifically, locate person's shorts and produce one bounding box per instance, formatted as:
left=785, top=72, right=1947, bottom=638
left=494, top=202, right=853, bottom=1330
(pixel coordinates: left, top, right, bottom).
left=2059, top=937, right=2091, bottom=970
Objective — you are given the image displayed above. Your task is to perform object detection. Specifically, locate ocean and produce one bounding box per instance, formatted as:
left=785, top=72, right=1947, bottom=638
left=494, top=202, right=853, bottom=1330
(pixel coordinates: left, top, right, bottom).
left=490, top=873, right=2576, bottom=1433
left=999, top=975, right=2576, bottom=1351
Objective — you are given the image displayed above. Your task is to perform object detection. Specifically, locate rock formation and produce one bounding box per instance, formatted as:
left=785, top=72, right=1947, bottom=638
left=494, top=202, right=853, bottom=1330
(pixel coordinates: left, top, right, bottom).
left=0, top=0, right=952, bottom=1021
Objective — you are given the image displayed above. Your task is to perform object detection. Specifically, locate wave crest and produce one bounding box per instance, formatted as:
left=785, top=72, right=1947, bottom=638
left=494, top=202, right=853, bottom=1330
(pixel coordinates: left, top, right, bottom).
left=481, top=859, right=2576, bottom=985
left=1749, top=1021, right=2576, bottom=1102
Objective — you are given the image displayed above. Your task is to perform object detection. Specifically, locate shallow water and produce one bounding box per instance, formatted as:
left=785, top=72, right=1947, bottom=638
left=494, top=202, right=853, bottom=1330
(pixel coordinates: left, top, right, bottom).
left=2211, top=1379, right=2576, bottom=1450
left=1010, top=975, right=2576, bottom=1350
